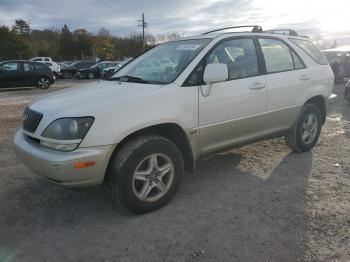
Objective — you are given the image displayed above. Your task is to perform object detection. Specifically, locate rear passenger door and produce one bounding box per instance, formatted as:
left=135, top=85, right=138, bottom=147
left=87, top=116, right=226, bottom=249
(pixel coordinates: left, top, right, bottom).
left=257, top=37, right=310, bottom=133
left=198, top=37, right=268, bottom=154
left=22, top=62, right=35, bottom=85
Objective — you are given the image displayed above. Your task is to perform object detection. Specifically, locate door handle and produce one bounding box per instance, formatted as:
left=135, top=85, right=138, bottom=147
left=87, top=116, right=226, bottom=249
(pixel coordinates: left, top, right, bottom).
left=250, top=82, right=266, bottom=90
left=300, top=74, right=310, bottom=81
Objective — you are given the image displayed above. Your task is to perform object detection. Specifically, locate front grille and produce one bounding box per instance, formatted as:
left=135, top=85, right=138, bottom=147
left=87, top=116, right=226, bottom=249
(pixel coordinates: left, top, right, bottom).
left=23, top=107, right=43, bottom=133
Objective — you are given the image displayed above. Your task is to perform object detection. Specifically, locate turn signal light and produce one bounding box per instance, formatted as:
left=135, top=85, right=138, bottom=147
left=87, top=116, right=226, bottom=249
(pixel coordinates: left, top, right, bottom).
left=73, top=161, right=96, bottom=169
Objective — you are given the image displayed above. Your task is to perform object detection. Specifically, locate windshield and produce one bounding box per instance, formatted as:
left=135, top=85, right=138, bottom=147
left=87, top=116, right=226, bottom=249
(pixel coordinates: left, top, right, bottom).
left=112, top=39, right=211, bottom=84
left=90, top=63, right=101, bottom=68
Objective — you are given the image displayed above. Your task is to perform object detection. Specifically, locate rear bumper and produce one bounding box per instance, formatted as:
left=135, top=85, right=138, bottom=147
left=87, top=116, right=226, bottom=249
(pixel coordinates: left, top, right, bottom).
left=326, top=93, right=337, bottom=115
left=14, top=129, right=116, bottom=188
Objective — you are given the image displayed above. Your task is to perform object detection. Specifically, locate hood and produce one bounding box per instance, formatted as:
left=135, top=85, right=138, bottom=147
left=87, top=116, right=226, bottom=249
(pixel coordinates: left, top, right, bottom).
left=30, top=80, right=163, bottom=119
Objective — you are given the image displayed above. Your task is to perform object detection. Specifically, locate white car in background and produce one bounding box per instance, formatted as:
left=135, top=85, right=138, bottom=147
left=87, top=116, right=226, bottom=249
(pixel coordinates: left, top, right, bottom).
left=30, top=57, right=60, bottom=78
left=159, top=59, right=176, bottom=70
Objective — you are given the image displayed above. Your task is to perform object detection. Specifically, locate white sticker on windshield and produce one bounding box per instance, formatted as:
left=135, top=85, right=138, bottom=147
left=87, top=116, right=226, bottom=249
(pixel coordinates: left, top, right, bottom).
left=176, top=44, right=201, bottom=51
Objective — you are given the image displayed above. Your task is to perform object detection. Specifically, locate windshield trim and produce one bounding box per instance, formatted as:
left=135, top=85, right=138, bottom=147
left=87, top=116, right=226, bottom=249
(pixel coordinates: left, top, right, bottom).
left=112, top=38, right=212, bottom=85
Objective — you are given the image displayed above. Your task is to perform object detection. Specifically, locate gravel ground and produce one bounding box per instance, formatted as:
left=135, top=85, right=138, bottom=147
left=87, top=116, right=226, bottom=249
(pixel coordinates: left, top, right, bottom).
left=0, top=83, right=349, bottom=262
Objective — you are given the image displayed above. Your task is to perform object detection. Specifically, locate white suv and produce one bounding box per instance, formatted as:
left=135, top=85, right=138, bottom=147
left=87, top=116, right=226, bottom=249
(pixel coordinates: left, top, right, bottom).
left=30, top=57, right=60, bottom=77
left=15, top=26, right=336, bottom=213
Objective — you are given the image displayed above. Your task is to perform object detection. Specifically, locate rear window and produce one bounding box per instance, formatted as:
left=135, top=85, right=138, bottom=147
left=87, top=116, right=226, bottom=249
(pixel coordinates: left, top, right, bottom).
left=290, top=38, right=328, bottom=65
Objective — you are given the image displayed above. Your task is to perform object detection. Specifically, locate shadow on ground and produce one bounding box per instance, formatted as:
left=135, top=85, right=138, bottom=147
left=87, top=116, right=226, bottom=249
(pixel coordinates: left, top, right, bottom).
left=0, top=147, right=313, bottom=261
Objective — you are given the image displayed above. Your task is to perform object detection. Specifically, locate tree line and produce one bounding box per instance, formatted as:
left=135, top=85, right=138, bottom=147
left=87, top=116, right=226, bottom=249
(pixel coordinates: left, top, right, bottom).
left=0, top=19, right=183, bottom=61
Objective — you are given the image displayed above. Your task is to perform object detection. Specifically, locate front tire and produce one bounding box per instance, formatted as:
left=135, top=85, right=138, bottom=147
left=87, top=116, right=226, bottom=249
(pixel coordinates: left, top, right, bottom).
left=284, top=103, right=322, bottom=152
left=108, top=135, right=184, bottom=214
left=36, top=76, right=51, bottom=89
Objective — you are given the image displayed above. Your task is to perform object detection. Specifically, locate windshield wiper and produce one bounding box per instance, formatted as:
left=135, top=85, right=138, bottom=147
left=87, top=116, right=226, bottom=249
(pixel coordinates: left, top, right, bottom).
left=110, top=75, right=150, bottom=84
left=109, top=75, right=167, bottom=85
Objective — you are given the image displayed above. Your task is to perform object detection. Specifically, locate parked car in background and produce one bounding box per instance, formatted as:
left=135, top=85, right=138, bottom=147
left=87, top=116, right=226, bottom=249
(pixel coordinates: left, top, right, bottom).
left=30, top=57, right=53, bottom=62
left=30, top=57, right=61, bottom=78
left=75, top=61, right=120, bottom=79
left=14, top=26, right=336, bottom=214
left=60, top=60, right=96, bottom=79
left=101, top=60, right=131, bottom=79
left=0, top=60, right=55, bottom=89
left=322, top=46, right=350, bottom=83
left=58, top=61, right=73, bottom=69
left=133, top=58, right=176, bottom=77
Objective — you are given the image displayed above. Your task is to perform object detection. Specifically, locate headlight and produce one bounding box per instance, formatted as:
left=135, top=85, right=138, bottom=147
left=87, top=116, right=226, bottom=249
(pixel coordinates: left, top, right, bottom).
left=42, top=117, right=94, bottom=140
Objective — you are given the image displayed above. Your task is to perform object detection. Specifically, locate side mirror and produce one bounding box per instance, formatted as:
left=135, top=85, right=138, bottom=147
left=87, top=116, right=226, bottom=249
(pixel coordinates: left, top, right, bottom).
left=203, top=63, right=228, bottom=84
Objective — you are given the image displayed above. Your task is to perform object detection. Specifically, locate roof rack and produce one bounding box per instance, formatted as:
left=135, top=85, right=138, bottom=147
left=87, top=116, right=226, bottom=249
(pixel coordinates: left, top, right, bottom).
left=264, top=29, right=298, bottom=36
left=202, top=25, right=263, bottom=35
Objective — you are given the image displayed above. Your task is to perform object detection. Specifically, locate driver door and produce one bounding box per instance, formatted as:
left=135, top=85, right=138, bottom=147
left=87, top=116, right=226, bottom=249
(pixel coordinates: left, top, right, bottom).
left=198, top=37, right=268, bottom=154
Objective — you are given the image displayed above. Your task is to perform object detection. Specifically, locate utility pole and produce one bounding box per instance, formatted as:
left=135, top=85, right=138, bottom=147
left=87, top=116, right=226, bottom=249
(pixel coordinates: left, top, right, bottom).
left=138, top=13, right=147, bottom=50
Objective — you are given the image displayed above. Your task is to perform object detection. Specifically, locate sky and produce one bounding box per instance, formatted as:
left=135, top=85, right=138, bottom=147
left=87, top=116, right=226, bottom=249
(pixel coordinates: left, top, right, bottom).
left=0, top=0, right=349, bottom=38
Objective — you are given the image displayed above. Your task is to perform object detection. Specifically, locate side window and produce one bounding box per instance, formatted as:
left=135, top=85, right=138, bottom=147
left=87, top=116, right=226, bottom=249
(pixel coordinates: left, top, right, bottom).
left=2, top=62, right=19, bottom=71
left=185, top=62, right=205, bottom=86
left=23, top=63, right=34, bottom=72
left=291, top=51, right=304, bottom=69
left=34, top=63, right=46, bottom=70
left=206, top=38, right=259, bottom=80
left=33, top=58, right=42, bottom=62
left=259, top=38, right=294, bottom=73
left=289, top=38, right=328, bottom=65
left=44, top=58, right=50, bottom=61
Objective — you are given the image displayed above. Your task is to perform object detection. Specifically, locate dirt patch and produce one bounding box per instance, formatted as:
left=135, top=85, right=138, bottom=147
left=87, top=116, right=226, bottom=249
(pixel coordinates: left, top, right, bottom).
left=0, top=84, right=349, bottom=261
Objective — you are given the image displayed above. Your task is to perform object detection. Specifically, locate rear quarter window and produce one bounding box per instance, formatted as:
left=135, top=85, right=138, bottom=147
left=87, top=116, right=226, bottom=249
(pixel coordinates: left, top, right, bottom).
left=290, top=38, right=328, bottom=65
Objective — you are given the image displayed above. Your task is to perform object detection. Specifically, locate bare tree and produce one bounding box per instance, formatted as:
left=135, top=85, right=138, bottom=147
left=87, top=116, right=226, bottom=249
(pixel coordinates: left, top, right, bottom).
left=98, top=27, right=111, bottom=36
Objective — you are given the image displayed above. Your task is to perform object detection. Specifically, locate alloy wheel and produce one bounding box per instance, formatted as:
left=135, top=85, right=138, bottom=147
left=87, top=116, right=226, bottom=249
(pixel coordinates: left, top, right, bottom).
left=300, top=113, right=319, bottom=144
left=38, top=77, right=50, bottom=89
left=132, top=153, right=175, bottom=202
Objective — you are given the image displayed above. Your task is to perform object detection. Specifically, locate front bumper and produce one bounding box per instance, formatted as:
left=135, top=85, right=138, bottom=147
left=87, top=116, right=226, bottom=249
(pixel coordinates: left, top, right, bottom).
left=14, top=129, right=116, bottom=188
left=326, top=93, right=338, bottom=115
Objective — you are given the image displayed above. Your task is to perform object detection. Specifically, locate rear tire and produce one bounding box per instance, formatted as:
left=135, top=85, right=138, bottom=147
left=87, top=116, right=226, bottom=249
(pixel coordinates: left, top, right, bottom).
left=107, top=135, right=184, bottom=214
left=62, top=71, right=71, bottom=79
left=36, top=76, right=51, bottom=89
left=284, top=103, right=322, bottom=152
